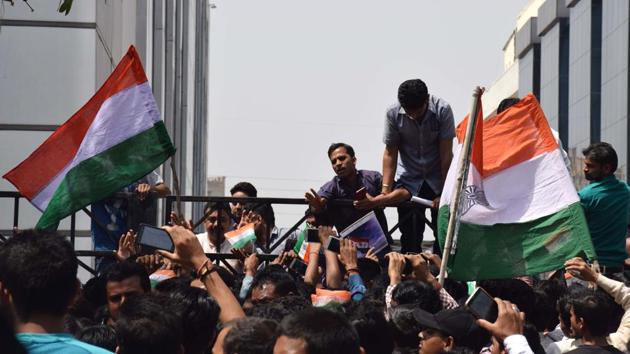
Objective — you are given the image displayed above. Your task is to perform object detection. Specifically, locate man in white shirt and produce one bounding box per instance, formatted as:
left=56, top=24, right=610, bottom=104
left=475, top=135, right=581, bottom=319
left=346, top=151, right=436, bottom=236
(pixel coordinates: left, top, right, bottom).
left=196, top=202, right=240, bottom=271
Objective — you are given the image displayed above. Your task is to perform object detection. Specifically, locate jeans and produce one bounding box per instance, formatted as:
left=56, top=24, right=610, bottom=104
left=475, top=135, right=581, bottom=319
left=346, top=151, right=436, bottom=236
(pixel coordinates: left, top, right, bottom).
left=397, top=183, right=438, bottom=254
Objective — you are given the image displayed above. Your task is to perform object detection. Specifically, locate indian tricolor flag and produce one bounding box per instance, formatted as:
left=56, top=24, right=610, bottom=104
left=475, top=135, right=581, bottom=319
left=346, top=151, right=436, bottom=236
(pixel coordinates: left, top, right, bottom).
left=293, top=227, right=313, bottom=263
left=225, top=223, right=257, bottom=249
left=438, top=94, right=596, bottom=280
left=3, top=46, right=175, bottom=230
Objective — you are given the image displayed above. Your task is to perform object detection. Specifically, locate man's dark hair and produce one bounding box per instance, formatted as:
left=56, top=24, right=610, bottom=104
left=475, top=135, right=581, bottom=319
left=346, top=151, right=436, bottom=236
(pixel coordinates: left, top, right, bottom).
left=165, top=286, right=221, bottom=354
left=103, top=261, right=150, bottom=292
left=203, top=201, right=231, bottom=215
left=346, top=300, right=394, bottom=354
left=77, top=325, right=117, bottom=352
left=357, top=258, right=381, bottom=286
left=391, top=280, right=442, bottom=313
left=249, top=267, right=298, bottom=300
left=497, top=97, right=521, bottom=114
left=327, top=143, right=356, bottom=158
left=249, top=295, right=311, bottom=322
left=244, top=202, right=275, bottom=230
left=388, top=304, right=422, bottom=349
left=0, top=230, right=78, bottom=321
left=570, top=291, right=612, bottom=337
left=530, top=289, right=558, bottom=332
left=582, top=142, right=618, bottom=173
left=116, top=294, right=183, bottom=354
left=230, top=182, right=258, bottom=197
left=278, top=307, right=362, bottom=354
left=223, top=317, right=278, bottom=354
left=398, top=79, right=429, bottom=111
left=478, top=279, right=535, bottom=318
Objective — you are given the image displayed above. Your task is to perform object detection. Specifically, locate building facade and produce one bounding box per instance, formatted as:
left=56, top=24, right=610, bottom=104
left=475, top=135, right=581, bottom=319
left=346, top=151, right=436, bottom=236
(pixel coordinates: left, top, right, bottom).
left=486, top=0, right=628, bottom=187
left=0, top=0, right=211, bottom=274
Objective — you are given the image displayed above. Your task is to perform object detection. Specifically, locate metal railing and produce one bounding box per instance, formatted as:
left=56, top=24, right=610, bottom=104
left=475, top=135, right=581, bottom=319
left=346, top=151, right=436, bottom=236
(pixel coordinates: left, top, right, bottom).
left=1, top=192, right=433, bottom=276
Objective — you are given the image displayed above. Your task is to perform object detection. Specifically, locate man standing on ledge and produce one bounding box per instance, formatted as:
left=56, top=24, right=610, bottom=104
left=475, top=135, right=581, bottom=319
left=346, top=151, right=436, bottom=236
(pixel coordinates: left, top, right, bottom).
left=578, top=142, right=630, bottom=282
left=381, top=79, right=455, bottom=254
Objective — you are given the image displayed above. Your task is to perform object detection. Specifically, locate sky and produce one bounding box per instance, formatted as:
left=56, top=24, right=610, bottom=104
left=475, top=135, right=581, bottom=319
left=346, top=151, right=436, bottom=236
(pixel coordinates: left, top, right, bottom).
left=207, top=0, right=529, bottom=231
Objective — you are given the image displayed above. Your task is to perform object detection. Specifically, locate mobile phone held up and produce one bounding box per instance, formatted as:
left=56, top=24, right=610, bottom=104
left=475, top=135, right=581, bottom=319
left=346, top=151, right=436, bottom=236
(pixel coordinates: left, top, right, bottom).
left=355, top=187, right=367, bottom=201
left=137, top=223, right=174, bottom=253
left=465, top=287, right=498, bottom=323
left=326, top=236, right=341, bottom=253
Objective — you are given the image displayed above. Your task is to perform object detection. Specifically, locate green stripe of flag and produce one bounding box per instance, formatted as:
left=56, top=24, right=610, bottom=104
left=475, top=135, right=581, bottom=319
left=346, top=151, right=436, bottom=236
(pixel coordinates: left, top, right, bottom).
left=437, top=202, right=596, bottom=280
left=36, top=122, right=175, bottom=230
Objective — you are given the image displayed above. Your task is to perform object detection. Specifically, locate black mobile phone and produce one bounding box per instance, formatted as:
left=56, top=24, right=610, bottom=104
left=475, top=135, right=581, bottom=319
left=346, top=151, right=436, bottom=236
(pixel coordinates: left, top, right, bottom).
left=288, top=258, right=308, bottom=276
left=326, top=236, right=341, bottom=253
left=137, top=223, right=174, bottom=252
left=307, top=228, right=320, bottom=243
left=465, top=287, right=498, bottom=322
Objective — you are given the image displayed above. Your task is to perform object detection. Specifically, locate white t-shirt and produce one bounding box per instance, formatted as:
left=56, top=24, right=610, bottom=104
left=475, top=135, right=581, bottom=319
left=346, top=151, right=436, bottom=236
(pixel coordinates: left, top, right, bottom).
left=195, top=232, right=240, bottom=271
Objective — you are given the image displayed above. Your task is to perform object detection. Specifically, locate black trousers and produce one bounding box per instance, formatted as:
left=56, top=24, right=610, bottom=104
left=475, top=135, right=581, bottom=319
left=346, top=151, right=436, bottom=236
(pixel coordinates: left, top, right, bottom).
left=397, top=183, right=438, bottom=254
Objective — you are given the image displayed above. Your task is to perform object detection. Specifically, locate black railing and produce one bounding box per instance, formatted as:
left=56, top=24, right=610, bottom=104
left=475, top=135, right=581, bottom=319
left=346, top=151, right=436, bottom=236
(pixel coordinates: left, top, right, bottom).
left=1, top=192, right=432, bottom=277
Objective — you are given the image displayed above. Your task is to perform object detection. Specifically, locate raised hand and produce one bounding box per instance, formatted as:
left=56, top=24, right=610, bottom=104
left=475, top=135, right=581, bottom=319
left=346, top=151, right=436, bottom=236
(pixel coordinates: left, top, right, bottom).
left=244, top=253, right=260, bottom=277
left=564, top=257, right=598, bottom=283
left=477, top=298, right=525, bottom=341
left=364, top=247, right=379, bottom=263
left=157, top=225, right=207, bottom=271
left=305, top=188, right=326, bottom=213
left=115, top=230, right=138, bottom=261
left=385, top=252, right=406, bottom=285
left=136, top=183, right=151, bottom=201
left=353, top=193, right=378, bottom=211
left=339, top=239, right=358, bottom=271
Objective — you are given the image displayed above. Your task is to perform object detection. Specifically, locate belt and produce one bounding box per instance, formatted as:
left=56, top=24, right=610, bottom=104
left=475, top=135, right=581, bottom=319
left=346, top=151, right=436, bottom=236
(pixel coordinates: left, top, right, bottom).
left=600, top=265, right=623, bottom=274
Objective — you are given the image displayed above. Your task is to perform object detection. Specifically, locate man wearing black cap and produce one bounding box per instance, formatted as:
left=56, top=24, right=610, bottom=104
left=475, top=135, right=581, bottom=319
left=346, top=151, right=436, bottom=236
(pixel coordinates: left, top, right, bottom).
left=413, top=307, right=489, bottom=354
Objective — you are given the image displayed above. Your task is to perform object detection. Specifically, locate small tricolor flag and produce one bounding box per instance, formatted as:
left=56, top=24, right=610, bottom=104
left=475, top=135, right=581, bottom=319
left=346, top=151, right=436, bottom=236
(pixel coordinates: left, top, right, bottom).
left=438, top=93, right=596, bottom=280
left=311, top=288, right=351, bottom=307
left=3, top=46, right=175, bottom=230
left=224, top=223, right=257, bottom=249
left=293, top=228, right=312, bottom=263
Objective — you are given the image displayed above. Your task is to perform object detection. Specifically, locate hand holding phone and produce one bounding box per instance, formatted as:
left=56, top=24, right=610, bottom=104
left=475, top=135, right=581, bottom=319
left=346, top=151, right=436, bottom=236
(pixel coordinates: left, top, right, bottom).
left=465, top=287, right=498, bottom=323
left=326, top=236, right=341, bottom=253
left=355, top=187, right=367, bottom=200
left=137, top=223, right=174, bottom=253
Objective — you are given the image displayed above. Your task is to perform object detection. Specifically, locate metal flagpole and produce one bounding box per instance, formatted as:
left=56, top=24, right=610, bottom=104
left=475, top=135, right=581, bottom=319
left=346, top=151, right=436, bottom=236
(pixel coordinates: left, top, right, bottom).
left=169, top=158, right=183, bottom=219
left=438, top=87, right=483, bottom=286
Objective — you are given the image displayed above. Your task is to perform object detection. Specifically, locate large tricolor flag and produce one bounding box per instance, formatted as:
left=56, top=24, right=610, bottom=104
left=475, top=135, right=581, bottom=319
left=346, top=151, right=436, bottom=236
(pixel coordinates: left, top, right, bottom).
left=438, top=94, right=596, bottom=280
left=3, top=46, right=175, bottom=230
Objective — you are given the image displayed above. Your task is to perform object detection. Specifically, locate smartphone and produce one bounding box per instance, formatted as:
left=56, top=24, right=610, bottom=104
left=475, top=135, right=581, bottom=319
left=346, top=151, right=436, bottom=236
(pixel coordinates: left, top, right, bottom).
left=288, top=258, right=308, bottom=276
left=307, top=228, right=320, bottom=243
left=137, top=223, right=174, bottom=252
left=326, top=236, right=341, bottom=253
left=465, top=287, right=498, bottom=322
left=355, top=187, right=367, bottom=200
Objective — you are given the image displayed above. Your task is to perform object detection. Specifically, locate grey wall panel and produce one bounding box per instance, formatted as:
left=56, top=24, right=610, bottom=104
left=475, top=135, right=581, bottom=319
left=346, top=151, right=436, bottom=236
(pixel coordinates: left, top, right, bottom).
left=601, top=0, right=629, bottom=177
left=539, top=0, right=569, bottom=36
left=540, top=25, right=561, bottom=130
left=519, top=49, right=536, bottom=97
left=568, top=0, right=592, bottom=153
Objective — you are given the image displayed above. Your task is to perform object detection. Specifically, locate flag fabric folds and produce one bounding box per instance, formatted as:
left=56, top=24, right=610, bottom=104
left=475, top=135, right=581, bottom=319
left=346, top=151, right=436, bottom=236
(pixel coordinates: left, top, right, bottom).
left=438, top=93, right=596, bottom=280
left=293, top=227, right=313, bottom=263
left=4, top=46, right=175, bottom=230
left=224, top=224, right=257, bottom=250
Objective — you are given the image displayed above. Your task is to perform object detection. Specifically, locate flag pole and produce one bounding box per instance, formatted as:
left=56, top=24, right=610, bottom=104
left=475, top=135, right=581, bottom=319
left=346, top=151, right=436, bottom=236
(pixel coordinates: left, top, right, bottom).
left=169, top=158, right=183, bottom=219
left=438, top=87, right=483, bottom=286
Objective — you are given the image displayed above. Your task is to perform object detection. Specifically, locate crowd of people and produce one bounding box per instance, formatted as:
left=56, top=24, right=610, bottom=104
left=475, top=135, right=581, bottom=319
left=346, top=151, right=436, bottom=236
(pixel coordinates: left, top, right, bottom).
left=1, top=78, right=629, bottom=354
